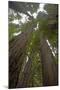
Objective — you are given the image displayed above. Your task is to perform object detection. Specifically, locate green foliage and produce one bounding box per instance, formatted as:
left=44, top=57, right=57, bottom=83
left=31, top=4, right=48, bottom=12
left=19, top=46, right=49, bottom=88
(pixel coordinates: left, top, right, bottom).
left=9, top=2, right=58, bottom=87
left=44, top=4, right=58, bottom=18
left=32, top=52, right=43, bottom=87
left=9, top=23, right=20, bottom=40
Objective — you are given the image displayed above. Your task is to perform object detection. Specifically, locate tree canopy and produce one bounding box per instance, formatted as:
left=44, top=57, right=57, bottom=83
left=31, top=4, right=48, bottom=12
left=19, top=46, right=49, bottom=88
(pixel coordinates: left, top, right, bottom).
left=9, top=1, right=58, bottom=88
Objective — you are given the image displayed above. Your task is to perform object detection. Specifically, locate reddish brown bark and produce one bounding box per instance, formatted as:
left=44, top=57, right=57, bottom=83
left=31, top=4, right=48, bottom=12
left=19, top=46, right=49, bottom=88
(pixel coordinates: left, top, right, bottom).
left=9, top=24, right=35, bottom=88
left=40, top=38, right=58, bottom=86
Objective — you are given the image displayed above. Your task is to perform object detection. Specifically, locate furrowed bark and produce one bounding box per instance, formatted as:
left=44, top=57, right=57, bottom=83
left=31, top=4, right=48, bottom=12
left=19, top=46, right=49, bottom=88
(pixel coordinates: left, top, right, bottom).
left=9, top=24, right=35, bottom=88
left=39, top=38, right=58, bottom=86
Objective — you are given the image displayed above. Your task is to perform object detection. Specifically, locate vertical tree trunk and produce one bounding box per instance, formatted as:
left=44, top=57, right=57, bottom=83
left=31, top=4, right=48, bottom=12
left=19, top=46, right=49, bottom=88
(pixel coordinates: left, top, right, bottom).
left=40, top=38, right=58, bottom=86
left=9, top=31, right=30, bottom=88
left=16, top=57, right=32, bottom=88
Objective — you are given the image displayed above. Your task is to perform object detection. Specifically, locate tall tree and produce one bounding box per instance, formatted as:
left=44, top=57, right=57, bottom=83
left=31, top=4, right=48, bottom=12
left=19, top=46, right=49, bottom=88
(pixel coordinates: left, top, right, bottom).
left=9, top=1, right=58, bottom=88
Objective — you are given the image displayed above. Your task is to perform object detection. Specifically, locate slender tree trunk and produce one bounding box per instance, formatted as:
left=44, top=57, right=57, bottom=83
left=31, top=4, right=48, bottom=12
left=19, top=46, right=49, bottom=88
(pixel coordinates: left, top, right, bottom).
left=39, top=38, right=58, bottom=86
left=16, top=57, right=32, bottom=88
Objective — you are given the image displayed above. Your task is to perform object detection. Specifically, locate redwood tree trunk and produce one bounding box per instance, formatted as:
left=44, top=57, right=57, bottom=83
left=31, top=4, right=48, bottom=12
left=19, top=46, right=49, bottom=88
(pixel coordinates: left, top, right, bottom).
left=40, top=38, right=58, bottom=86
left=9, top=24, right=35, bottom=88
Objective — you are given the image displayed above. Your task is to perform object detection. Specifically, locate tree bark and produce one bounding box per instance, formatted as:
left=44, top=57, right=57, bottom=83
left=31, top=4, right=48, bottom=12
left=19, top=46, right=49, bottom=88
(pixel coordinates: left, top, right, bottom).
left=9, top=24, right=35, bottom=88
left=39, top=38, right=58, bottom=86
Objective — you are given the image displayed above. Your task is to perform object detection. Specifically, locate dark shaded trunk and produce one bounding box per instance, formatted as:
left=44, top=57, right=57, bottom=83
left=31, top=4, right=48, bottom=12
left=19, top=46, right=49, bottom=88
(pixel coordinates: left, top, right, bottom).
left=9, top=32, right=28, bottom=88
left=40, top=38, right=58, bottom=86
left=9, top=24, right=35, bottom=88
left=9, top=53, right=25, bottom=88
